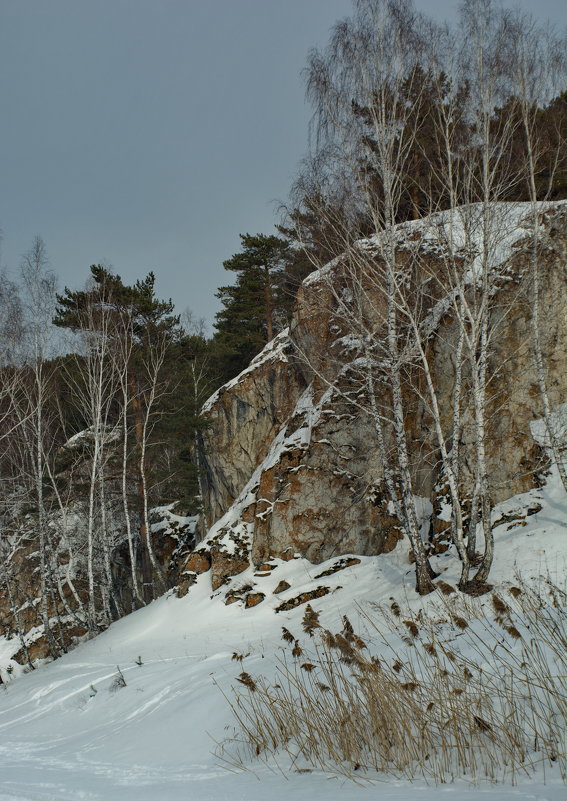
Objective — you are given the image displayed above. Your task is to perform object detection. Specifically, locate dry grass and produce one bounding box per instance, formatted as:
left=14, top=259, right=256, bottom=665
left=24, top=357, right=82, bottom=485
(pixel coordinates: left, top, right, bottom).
left=219, top=579, right=566, bottom=784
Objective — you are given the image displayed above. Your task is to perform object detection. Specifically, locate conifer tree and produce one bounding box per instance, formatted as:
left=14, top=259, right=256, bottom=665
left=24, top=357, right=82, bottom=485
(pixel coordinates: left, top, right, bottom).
left=214, top=233, right=290, bottom=377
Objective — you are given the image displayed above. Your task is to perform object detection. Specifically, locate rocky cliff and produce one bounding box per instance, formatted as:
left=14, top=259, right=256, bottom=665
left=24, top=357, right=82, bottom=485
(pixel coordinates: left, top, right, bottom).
left=0, top=438, right=198, bottom=664
left=2, top=202, right=565, bottom=663
left=186, top=201, right=567, bottom=592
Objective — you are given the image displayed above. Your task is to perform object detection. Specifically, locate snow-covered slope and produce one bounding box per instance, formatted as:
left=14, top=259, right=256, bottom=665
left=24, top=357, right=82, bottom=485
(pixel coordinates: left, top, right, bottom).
left=0, top=463, right=565, bottom=801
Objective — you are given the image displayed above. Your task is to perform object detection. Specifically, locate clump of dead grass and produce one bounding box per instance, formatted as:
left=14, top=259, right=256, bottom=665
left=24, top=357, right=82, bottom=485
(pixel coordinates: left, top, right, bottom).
left=219, top=578, right=566, bottom=785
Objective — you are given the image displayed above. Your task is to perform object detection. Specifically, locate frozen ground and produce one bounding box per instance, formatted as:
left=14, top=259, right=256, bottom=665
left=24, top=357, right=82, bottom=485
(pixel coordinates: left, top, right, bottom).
left=0, top=467, right=565, bottom=801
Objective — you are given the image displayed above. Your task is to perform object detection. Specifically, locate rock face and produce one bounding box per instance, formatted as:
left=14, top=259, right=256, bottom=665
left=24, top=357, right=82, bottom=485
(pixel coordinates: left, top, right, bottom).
left=191, top=202, right=567, bottom=582
left=199, top=331, right=306, bottom=529
left=0, top=482, right=197, bottom=668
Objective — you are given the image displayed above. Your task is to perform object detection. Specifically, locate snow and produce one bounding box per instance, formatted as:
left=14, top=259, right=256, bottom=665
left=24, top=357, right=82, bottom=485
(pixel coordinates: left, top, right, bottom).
left=149, top=504, right=199, bottom=538
left=63, top=426, right=121, bottom=448
left=267, top=384, right=330, bottom=460
left=0, top=461, right=565, bottom=800
left=303, top=200, right=567, bottom=289
left=303, top=252, right=343, bottom=287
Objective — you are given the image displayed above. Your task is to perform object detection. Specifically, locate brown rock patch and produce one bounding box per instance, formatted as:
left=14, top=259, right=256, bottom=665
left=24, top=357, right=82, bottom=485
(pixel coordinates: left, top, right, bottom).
left=244, top=592, right=265, bottom=609
left=184, top=551, right=211, bottom=575
left=314, top=557, right=361, bottom=578
left=176, top=572, right=198, bottom=598
left=210, top=552, right=249, bottom=591
left=275, top=586, right=331, bottom=612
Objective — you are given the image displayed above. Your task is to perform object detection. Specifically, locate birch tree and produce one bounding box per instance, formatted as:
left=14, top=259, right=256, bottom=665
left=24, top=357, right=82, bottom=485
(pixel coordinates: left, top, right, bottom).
left=295, top=0, right=564, bottom=591
left=505, top=11, right=567, bottom=490
left=61, top=290, right=121, bottom=631
left=15, top=237, right=60, bottom=653
left=305, top=0, right=438, bottom=593
left=54, top=266, right=182, bottom=604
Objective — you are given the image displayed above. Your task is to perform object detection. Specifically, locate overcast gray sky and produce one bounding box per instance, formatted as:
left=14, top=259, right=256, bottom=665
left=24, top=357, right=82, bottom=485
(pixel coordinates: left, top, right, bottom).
left=1, top=0, right=565, bottom=331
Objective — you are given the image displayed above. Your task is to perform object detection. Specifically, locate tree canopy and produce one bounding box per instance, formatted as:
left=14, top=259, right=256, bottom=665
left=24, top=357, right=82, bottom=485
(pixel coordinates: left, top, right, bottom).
left=213, top=233, right=296, bottom=378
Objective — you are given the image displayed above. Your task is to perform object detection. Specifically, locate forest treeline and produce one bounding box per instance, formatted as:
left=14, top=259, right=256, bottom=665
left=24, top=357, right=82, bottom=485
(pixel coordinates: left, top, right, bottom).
left=0, top=228, right=315, bottom=649
left=0, top=0, right=565, bottom=654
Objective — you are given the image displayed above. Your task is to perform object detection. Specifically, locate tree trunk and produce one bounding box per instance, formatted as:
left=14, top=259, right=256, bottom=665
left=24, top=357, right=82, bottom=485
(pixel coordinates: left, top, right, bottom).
left=129, top=371, right=154, bottom=603
left=263, top=265, right=274, bottom=342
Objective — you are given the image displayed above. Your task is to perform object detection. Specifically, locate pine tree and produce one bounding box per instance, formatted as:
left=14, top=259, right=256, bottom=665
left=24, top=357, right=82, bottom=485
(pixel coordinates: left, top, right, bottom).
left=214, top=234, right=291, bottom=378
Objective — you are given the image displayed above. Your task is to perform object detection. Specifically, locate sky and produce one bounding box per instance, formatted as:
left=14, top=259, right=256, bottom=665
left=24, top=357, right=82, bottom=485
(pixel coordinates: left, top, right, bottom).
left=1, top=0, right=565, bottom=332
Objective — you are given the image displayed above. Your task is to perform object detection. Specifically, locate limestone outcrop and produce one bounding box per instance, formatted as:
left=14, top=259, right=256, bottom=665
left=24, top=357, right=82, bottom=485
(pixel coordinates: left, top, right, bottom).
left=199, top=331, right=306, bottom=529
left=190, top=202, right=567, bottom=586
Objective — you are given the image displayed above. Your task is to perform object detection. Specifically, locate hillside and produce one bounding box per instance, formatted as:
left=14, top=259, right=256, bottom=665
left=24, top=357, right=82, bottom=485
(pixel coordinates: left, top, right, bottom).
left=0, top=461, right=565, bottom=800
left=0, top=201, right=565, bottom=800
